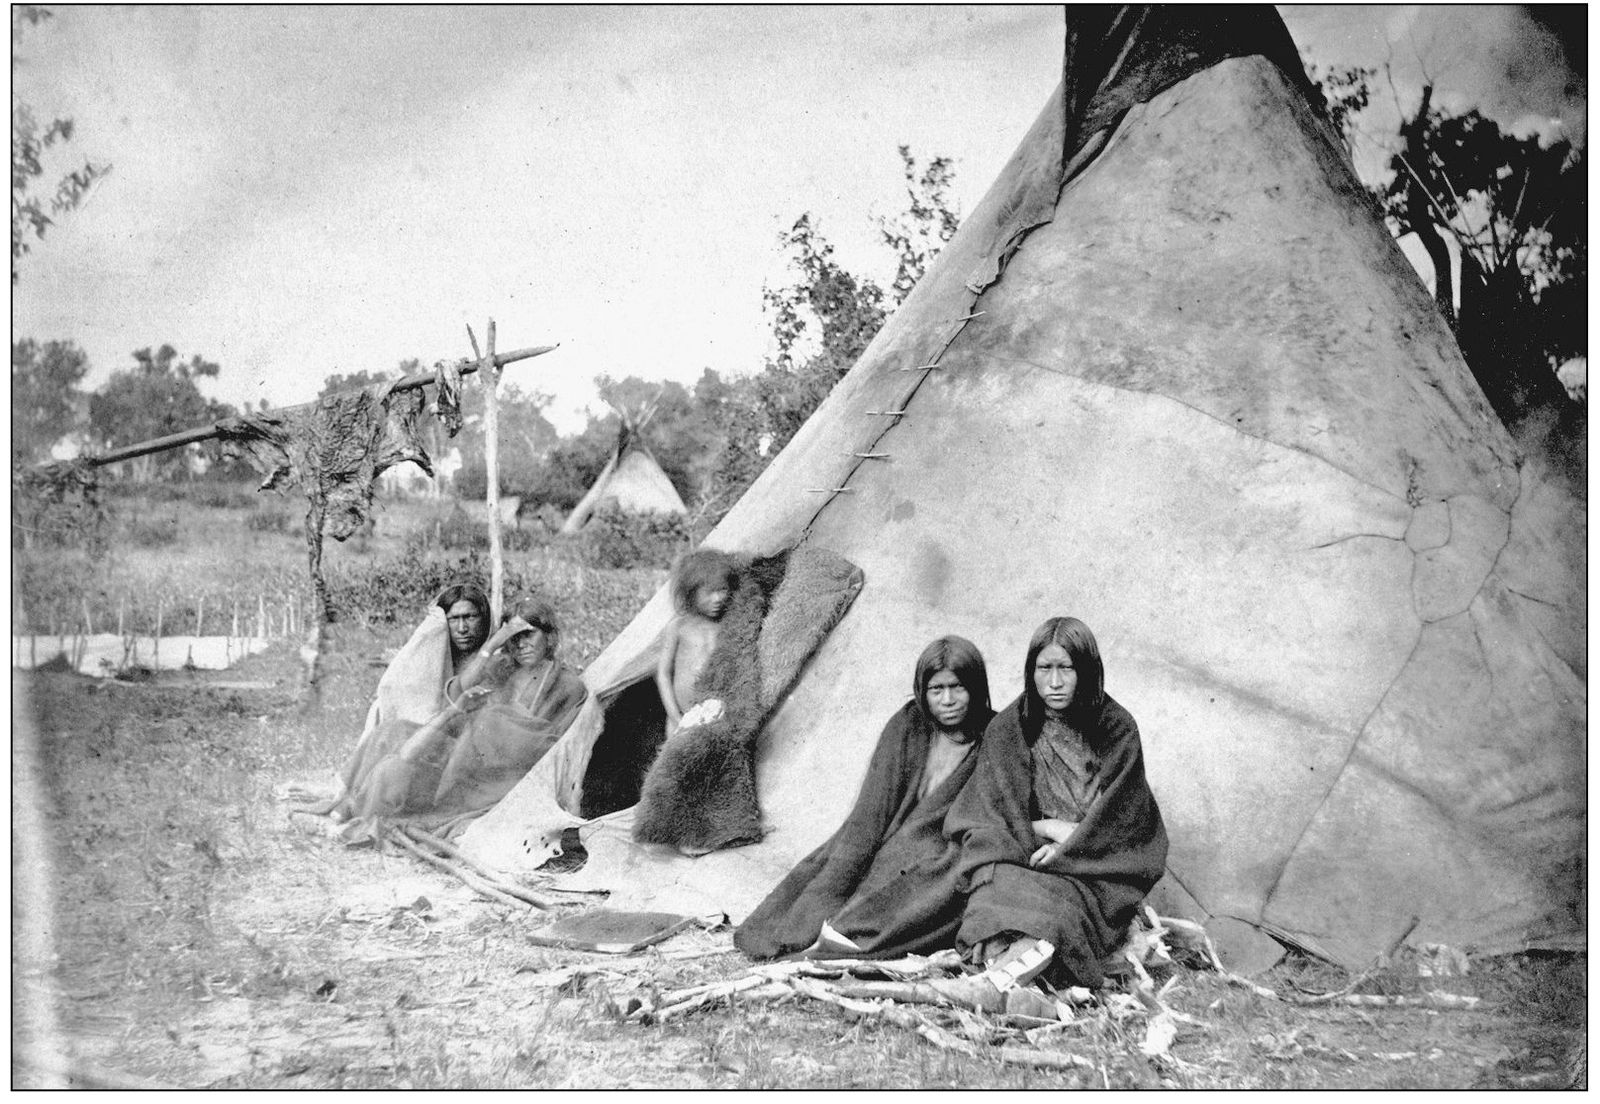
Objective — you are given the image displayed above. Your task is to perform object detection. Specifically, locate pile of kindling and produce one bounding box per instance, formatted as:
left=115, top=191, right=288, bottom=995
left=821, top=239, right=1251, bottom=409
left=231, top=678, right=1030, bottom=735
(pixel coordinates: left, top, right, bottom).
left=543, top=908, right=1485, bottom=1074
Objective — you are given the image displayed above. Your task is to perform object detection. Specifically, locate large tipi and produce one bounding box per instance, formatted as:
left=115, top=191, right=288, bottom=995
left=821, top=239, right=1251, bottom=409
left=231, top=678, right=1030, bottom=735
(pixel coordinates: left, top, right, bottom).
left=463, top=8, right=1584, bottom=970
left=559, top=394, right=687, bottom=534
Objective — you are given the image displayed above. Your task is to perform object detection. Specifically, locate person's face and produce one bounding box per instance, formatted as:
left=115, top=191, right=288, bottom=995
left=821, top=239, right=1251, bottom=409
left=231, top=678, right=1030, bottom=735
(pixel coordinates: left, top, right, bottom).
left=695, top=582, right=731, bottom=620
left=446, top=600, right=487, bottom=653
left=924, top=668, right=971, bottom=732
left=1033, top=643, right=1077, bottom=716
left=510, top=627, right=548, bottom=667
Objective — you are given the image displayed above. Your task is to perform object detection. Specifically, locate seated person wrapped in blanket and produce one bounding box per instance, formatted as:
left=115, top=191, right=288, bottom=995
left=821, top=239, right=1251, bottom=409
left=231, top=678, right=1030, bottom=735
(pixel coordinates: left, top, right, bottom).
left=295, top=582, right=490, bottom=812
left=734, top=635, right=994, bottom=960
left=939, top=616, right=1168, bottom=1005
left=308, top=592, right=586, bottom=840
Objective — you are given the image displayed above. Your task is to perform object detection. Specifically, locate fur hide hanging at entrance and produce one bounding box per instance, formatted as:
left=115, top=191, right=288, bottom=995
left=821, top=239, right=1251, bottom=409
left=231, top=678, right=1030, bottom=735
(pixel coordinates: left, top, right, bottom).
left=632, top=545, right=863, bottom=855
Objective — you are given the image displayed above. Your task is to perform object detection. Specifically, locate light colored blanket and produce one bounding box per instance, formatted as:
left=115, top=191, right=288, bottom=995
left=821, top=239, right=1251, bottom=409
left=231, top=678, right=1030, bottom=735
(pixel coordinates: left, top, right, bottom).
left=337, top=608, right=455, bottom=801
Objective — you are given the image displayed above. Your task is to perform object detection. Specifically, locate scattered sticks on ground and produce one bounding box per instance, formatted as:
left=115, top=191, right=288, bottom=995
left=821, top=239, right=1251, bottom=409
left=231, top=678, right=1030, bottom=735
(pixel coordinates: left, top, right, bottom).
left=612, top=947, right=1134, bottom=1071
left=384, top=825, right=606, bottom=913
left=590, top=911, right=1490, bottom=1077
left=386, top=828, right=542, bottom=910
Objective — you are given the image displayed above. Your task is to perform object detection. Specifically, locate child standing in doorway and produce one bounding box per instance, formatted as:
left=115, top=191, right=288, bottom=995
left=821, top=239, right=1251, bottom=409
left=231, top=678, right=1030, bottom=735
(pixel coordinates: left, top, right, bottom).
left=655, top=548, right=739, bottom=734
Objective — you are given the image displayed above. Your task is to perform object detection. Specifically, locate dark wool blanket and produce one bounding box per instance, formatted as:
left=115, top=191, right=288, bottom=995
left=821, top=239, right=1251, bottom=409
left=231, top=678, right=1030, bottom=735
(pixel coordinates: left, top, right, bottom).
left=734, top=698, right=995, bottom=961
left=632, top=546, right=863, bottom=855
left=946, top=694, right=1168, bottom=987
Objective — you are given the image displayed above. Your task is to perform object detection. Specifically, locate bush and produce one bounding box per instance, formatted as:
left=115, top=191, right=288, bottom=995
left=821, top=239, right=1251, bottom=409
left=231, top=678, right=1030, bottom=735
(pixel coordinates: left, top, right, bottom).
left=401, top=503, right=544, bottom=556
left=325, top=546, right=479, bottom=625
left=578, top=505, right=689, bottom=570
left=324, top=545, right=590, bottom=629
left=324, top=545, right=541, bottom=625
left=11, top=464, right=107, bottom=555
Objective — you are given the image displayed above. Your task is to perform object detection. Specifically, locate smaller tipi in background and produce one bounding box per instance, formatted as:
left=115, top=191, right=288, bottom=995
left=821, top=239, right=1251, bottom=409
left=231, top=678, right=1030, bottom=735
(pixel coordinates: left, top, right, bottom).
left=559, top=390, right=688, bottom=534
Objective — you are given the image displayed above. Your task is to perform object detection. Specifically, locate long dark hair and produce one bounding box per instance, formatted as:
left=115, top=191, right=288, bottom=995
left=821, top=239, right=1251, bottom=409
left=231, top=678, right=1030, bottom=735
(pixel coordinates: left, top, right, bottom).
left=912, top=635, right=993, bottom=741
left=1018, top=616, right=1106, bottom=740
left=671, top=548, right=740, bottom=614
left=434, top=582, right=491, bottom=652
left=435, top=582, right=491, bottom=621
left=508, top=597, right=561, bottom=659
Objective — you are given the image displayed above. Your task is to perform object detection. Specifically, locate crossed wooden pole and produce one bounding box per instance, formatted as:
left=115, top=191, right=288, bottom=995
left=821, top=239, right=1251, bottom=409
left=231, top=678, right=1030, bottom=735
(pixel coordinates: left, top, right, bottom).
left=72, top=343, right=556, bottom=469
left=43, top=331, right=555, bottom=696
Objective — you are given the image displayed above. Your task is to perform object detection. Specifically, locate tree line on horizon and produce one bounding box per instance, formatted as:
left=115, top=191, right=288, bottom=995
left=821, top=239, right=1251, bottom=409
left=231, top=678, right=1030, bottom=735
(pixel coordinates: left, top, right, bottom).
left=13, top=30, right=1586, bottom=525
left=11, top=146, right=960, bottom=532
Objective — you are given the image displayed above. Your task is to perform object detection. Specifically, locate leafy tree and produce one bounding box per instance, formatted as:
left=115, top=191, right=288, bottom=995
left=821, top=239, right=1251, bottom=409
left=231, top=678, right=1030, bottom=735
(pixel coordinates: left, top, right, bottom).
left=527, top=426, right=613, bottom=512
left=706, top=209, right=890, bottom=513
left=317, top=368, right=394, bottom=397
left=702, top=147, right=962, bottom=519
left=521, top=145, right=964, bottom=528
left=876, top=145, right=962, bottom=306
left=1312, top=63, right=1584, bottom=438
left=730, top=213, right=888, bottom=470
left=763, top=212, right=887, bottom=378
left=527, top=375, right=718, bottom=512
left=11, top=6, right=111, bottom=282
left=1302, top=58, right=1376, bottom=158
left=595, top=374, right=722, bottom=498
left=454, top=380, right=561, bottom=501
left=1391, top=98, right=1581, bottom=425
left=88, top=345, right=235, bottom=480
left=11, top=336, right=88, bottom=463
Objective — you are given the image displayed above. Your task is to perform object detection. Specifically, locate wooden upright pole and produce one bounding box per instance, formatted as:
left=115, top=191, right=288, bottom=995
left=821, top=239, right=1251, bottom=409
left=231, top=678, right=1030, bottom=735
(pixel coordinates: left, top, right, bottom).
left=469, top=321, right=505, bottom=624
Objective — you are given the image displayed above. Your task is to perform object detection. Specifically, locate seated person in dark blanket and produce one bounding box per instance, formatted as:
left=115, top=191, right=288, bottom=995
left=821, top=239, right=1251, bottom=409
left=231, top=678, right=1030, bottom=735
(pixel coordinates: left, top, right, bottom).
left=335, top=600, right=586, bottom=829
left=940, top=616, right=1167, bottom=1005
left=422, top=598, right=589, bottom=815
left=734, top=635, right=995, bottom=960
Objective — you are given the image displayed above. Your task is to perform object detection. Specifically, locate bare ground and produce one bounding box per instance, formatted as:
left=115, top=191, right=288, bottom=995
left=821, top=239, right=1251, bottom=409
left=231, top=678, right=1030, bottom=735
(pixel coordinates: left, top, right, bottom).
left=10, top=635, right=1586, bottom=1090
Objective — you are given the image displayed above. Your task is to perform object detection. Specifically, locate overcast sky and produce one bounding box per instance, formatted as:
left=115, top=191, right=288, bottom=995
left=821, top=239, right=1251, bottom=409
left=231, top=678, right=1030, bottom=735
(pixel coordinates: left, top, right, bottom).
left=12, top=5, right=1584, bottom=435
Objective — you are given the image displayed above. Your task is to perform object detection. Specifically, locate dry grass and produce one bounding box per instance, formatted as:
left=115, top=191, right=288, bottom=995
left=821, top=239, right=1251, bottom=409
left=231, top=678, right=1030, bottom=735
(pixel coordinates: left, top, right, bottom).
left=14, top=641, right=1584, bottom=1090
left=9, top=494, right=1585, bottom=1089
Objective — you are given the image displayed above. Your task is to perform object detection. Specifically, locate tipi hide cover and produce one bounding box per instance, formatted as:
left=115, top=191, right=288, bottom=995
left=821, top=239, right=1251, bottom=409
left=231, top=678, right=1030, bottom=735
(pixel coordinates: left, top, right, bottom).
left=463, top=7, right=1585, bottom=970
